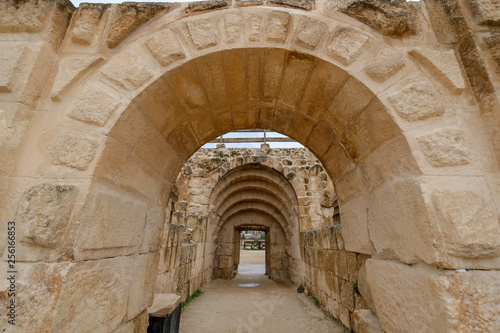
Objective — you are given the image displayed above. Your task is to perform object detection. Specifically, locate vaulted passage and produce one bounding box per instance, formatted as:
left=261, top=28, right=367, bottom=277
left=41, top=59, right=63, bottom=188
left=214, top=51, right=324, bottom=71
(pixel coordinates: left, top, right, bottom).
left=210, top=164, right=297, bottom=281
left=3, top=1, right=500, bottom=332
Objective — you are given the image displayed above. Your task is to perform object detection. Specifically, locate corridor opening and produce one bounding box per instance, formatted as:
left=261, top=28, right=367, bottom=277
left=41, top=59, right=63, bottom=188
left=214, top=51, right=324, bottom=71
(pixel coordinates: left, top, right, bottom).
left=238, top=229, right=267, bottom=276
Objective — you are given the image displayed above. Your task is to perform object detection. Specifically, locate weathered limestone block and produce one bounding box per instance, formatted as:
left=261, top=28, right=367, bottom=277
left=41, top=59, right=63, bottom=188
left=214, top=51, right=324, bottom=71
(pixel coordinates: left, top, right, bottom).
left=68, top=86, right=121, bottom=126
left=0, top=45, right=29, bottom=93
left=484, top=34, right=500, bottom=72
left=278, top=52, right=315, bottom=109
left=388, top=81, right=445, bottom=121
left=219, top=255, right=232, bottom=268
left=75, top=185, right=148, bottom=259
left=431, top=187, right=500, bottom=259
left=224, top=13, right=244, bottom=44
left=329, top=0, right=420, bottom=37
left=367, top=259, right=500, bottom=332
left=468, top=0, right=500, bottom=25
left=295, top=18, right=327, bottom=50
left=45, top=128, right=99, bottom=170
left=266, top=11, right=291, bottom=43
left=107, top=3, right=173, bottom=48
left=6, top=262, right=73, bottom=333
left=51, top=257, right=132, bottom=332
left=140, top=207, right=165, bottom=253
left=18, top=183, right=78, bottom=249
left=327, top=27, right=370, bottom=66
left=70, top=4, right=109, bottom=45
left=246, top=14, right=262, bottom=42
left=353, top=310, right=383, bottom=333
left=340, top=197, right=375, bottom=255
left=235, top=0, right=263, bottom=6
left=127, top=253, right=159, bottom=320
left=145, top=28, right=186, bottom=67
left=51, top=56, right=103, bottom=101
left=185, top=0, right=230, bottom=14
left=459, top=35, right=495, bottom=101
left=101, top=52, right=154, bottom=91
left=113, top=310, right=149, bottom=333
left=409, top=48, right=465, bottom=93
left=368, top=180, right=438, bottom=265
left=0, top=0, right=52, bottom=33
left=363, top=48, right=405, bottom=82
left=187, top=19, right=219, bottom=49
left=417, top=128, right=471, bottom=167
left=269, top=0, right=313, bottom=10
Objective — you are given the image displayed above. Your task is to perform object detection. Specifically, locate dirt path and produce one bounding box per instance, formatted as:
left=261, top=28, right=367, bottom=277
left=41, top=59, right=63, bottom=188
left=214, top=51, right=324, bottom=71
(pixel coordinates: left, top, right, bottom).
left=179, top=250, right=348, bottom=333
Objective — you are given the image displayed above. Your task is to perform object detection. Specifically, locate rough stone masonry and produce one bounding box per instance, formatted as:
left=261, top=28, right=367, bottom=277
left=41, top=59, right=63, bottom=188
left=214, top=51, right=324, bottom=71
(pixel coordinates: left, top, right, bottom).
left=0, top=0, right=500, bottom=332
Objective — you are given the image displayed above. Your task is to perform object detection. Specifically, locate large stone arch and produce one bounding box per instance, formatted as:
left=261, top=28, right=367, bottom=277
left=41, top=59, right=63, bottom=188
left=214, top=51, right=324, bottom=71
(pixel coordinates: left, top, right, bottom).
left=2, top=1, right=500, bottom=332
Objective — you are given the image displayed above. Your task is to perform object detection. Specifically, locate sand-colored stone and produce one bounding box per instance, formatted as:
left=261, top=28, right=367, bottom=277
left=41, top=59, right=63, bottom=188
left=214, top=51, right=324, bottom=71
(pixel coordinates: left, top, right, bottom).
left=409, top=48, right=466, bottom=93
left=146, top=28, right=186, bottom=67
left=1, top=2, right=500, bottom=332
left=326, top=27, right=370, bottom=66
left=68, top=85, right=121, bottom=126
left=18, top=183, right=78, bottom=249
left=44, top=128, right=100, bottom=170
left=101, top=52, right=154, bottom=91
left=51, top=56, right=103, bottom=101
left=367, top=259, right=500, bottom=332
left=51, top=257, right=132, bottom=332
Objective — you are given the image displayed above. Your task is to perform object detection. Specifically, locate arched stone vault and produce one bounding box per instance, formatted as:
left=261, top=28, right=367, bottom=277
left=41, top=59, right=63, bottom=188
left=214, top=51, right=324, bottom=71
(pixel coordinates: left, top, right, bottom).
left=2, top=1, right=500, bottom=332
left=209, top=164, right=297, bottom=280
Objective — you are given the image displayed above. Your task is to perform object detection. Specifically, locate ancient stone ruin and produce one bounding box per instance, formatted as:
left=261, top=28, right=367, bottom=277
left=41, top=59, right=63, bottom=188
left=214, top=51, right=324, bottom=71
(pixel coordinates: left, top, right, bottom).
left=1, top=0, right=500, bottom=332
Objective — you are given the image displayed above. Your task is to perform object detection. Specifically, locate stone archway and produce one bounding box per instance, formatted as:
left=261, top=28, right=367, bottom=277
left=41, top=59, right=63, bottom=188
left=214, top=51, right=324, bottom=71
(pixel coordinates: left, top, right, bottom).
left=2, top=1, right=500, bottom=332
left=209, top=164, right=299, bottom=281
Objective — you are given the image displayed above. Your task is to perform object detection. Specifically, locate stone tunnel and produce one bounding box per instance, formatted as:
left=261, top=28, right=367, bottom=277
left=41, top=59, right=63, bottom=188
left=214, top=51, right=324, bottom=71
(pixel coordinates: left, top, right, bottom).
left=1, top=0, right=500, bottom=332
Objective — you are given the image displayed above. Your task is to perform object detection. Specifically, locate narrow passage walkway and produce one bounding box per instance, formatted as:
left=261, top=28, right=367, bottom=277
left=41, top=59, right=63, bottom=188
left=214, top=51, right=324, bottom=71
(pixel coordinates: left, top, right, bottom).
left=180, top=251, right=348, bottom=333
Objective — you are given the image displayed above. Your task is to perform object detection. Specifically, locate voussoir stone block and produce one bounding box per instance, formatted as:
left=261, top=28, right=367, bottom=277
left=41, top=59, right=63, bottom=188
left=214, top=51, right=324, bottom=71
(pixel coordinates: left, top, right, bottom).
left=145, top=29, right=186, bottom=67
left=327, top=27, right=370, bottom=65
left=45, top=128, right=99, bottom=170
left=388, top=81, right=445, bottom=121
left=187, top=19, right=219, bottom=49
left=51, top=257, right=133, bottom=332
left=363, top=48, right=405, bottom=82
left=246, top=14, right=262, bottom=42
left=69, top=86, right=121, bottom=126
left=417, top=128, right=471, bottom=167
left=51, top=56, right=103, bottom=101
left=18, top=183, right=78, bottom=249
left=295, top=18, right=327, bottom=50
left=266, top=11, right=291, bottom=43
left=367, top=259, right=500, bottom=332
left=101, top=52, right=154, bottom=91
left=0, top=45, right=29, bottom=93
left=431, top=188, right=500, bottom=259
left=224, top=13, right=244, bottom=44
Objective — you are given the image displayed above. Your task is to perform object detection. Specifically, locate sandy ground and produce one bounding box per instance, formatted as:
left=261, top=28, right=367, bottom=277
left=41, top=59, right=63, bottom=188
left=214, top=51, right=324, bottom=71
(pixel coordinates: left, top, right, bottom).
left=179, top=250, right=348, bottom=333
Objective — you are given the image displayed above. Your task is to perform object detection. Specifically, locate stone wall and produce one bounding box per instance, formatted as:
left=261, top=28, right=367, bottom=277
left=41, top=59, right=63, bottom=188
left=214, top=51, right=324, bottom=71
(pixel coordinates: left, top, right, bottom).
left=154, top=147, right=372, bottom=329
left=2, top=0, right=500, bottom=331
